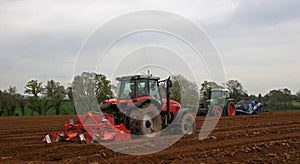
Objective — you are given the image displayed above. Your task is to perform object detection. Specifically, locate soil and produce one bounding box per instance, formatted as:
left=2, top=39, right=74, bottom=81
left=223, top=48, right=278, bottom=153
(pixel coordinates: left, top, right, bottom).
left=0, top=112, right=299, bottom=163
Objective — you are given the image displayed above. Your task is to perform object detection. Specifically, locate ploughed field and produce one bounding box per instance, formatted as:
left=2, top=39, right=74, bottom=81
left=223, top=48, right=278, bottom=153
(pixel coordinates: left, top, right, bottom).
left=0, top=112, right=299, bottom=163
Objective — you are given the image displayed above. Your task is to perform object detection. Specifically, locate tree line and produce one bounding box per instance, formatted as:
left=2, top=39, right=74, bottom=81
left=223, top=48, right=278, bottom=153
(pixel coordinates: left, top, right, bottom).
left=198, top=80, right=300, bottom=111
left=0, top=72, right=113, bottom=116
left=0, top=73, right=299, bottom=116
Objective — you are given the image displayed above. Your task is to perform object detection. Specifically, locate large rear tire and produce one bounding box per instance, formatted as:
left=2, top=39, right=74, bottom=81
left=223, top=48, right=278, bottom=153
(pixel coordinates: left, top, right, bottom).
left=128, top=104, right=162, bottom=137
left=225, top=102, right=236, bottom=116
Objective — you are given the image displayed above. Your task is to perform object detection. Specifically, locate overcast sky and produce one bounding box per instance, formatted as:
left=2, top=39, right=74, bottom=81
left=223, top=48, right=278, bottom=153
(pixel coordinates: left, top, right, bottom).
left=0, top=0, right=299, bottom=95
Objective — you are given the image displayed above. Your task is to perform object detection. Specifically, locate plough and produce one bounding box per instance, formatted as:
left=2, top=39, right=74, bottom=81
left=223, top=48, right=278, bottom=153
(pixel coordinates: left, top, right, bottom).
left=236, top=100, right=267, bottom=115
left=44, top=111, right=131, bottom=144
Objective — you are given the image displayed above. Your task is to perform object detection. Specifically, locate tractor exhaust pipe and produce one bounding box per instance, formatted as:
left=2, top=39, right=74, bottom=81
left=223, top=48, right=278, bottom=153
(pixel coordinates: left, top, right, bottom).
left=166, top=77, right=172, bottom=124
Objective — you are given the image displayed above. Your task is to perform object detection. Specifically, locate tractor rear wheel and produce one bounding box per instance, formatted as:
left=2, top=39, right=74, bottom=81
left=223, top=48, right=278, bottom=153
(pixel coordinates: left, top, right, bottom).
left=128, top=103, right=162, bottom=137
left=225, top=102, right=236, bottom=116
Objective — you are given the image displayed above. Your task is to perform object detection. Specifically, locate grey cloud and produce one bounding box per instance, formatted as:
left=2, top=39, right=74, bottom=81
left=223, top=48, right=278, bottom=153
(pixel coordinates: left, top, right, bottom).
left=0, top=0, right=299, bottom=94
left=231, top=0, right=300, bottom=26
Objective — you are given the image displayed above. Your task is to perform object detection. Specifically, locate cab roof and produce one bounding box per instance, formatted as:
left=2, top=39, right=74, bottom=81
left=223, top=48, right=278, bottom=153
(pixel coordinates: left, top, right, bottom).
left=211, top=88, right=229, bottom=92
left=116, top=75, right=160, bottom=81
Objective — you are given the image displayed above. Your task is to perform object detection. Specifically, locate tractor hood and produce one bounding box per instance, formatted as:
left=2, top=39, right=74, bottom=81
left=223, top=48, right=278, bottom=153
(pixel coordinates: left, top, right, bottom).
left=162, top=99, right=181, bottom=114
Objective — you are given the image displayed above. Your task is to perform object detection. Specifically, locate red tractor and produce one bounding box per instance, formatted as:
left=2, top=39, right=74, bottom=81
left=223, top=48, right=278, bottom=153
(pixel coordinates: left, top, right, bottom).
left=44, top=74, right=195, bottom=143
left=100, top=75, right=196, bottom=136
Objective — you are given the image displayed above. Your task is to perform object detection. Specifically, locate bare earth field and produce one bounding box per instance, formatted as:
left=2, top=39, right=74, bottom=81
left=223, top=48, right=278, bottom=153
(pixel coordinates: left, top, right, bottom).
left=0, top=112, right=299, bottom=163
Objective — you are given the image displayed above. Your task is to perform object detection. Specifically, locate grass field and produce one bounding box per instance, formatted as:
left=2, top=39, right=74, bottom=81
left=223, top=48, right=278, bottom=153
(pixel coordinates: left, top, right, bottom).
left=267, top=101, right=300, bottom=112
left=292, top=101, right=300, bottom=107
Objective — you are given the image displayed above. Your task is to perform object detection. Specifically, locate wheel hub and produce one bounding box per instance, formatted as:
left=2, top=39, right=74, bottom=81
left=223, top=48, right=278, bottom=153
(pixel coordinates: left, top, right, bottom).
left=143, top=114, right=153, bottom=135
left=145, top=120, right=151, bottom=129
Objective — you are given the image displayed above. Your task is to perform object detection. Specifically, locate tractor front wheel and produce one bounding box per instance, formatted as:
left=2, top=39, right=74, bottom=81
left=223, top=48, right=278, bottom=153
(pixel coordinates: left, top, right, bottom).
left=210, top=105, right=222, bottom=118
left=180, top=113, right=196, bottom=134
left=128, top=104, right=162, bottom=137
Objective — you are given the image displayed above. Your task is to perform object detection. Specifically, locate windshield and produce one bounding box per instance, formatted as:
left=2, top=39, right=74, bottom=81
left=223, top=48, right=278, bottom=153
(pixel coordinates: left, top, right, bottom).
left=149, top=80, right=161, bottom=102
left=117, top=79, right=161, bottom=103
left=117, top=81, right=134, bottom=99
left=211, top=91, right=229, bottom=99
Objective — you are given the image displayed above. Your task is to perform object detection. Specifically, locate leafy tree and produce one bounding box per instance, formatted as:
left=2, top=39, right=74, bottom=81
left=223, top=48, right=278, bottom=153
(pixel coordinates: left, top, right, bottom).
left=0, top=87, right=24, bottom=116
left=8, top=97, right=17, bottom=116
left=19, top=96, right=26, bottom=116
left=248, top=94, right=257, bottom=101
left=25, top=80, right=44, bottom=97
left=94, top=74, right=113, bottom=102
left=65, top=85, right=76, bottom=114
left=27, top=96, right=48, bottom=115
left=159, top=83, right=167, bottom=99
left=160, top=77, right=181, bottom=103
left=8, top=86, right=16, bottom=95
left=45, top=80, right=65, bottom=97
left=72, top=72, right=113, bottom=114
left=296, top=90, right=300, bottom=101
left=48, top=94, right=65, bottom=115
left=170, top=80, right=181, bottom=103
left=45, top=80, right=66, bottom=115
left=226, top=80, right=247, bottom=100
left=7, top=86, right=17, bottom=116
left=0, top=90, right=9, bottom=116
left=159, top=75, right=199, bottom=109
left=24, top=80, right=46, bottom=115
left=66, top=86, right=73, bottom=100
left=170, top=75, right=199, bottom=109
left=267, top=88, right=292, bottom=111
left=199, top=81, right=223, bottom=105
left=200, top=81, right=223, bottom=91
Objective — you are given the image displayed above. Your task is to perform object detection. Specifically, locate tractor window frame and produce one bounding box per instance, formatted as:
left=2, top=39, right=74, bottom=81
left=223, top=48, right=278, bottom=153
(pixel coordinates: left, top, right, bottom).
left=136, top=80, right=149, bottom=97
left=149, top=79, right=162, bottom=105
left=118, top=80, right=135, bottom=99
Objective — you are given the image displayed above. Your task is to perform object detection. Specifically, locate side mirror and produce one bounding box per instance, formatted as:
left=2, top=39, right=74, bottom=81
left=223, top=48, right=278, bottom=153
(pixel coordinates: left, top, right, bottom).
left=168, top=80, right=172, bottom=88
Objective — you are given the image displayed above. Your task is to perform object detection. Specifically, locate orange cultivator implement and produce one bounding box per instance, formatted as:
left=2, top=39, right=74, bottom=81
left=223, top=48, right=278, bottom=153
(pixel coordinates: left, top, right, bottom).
left=44, top=111, right=131, bottom=144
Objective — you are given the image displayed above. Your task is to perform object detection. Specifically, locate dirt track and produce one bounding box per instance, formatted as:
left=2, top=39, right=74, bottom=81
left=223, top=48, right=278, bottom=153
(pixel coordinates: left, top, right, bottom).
left=0, top=112, right=299, bottom=163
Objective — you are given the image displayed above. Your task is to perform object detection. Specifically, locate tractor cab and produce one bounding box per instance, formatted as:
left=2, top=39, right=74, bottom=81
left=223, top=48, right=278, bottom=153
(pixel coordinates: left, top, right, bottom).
left=210, top=89, right=230, bottom=100
left=206, top=89, right=229, bottom=109
left=209, top=89, right=230, bottom=107
left=116, top=75, right=162, bottom=105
